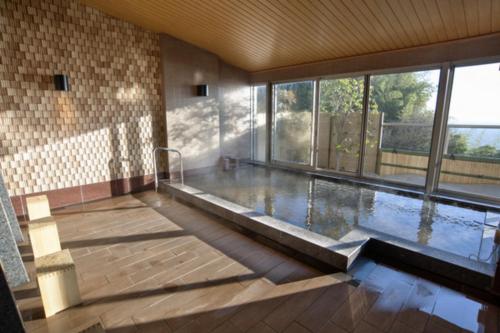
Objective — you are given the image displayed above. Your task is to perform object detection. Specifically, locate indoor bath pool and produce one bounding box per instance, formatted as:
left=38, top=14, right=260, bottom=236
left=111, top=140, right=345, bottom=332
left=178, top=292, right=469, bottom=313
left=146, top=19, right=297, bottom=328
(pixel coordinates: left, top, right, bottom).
left=183, top=164, right=499, bottom=266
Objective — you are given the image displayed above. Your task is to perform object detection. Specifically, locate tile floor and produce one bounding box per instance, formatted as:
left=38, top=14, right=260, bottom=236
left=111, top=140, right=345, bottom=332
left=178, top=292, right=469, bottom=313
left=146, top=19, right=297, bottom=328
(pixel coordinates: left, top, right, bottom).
left=14, top=191, right=499, bottom=333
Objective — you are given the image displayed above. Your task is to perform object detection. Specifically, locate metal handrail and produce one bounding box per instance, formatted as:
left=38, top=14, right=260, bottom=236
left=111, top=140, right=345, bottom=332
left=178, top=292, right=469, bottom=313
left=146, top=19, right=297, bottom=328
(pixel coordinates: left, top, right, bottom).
left=152, top=147, right=183, bottom=191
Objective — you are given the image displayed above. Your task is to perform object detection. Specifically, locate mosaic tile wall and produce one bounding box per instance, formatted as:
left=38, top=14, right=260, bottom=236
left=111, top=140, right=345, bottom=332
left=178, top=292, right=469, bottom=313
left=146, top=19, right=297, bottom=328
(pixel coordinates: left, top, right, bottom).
left=0, top=0, right=164, bottom=196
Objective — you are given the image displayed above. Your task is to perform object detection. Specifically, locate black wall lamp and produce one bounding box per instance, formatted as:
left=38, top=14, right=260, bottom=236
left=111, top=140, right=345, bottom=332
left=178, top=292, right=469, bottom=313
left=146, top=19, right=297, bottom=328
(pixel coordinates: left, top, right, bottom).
left=196, top=84, right=208, bottom=97
left=54, top=74, right=70, bottom=91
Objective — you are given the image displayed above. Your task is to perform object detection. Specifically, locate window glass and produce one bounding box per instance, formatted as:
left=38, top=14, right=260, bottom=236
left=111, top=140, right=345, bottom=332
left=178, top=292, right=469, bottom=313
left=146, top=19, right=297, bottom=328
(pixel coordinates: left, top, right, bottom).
left=438, top=62, right=500, bottom=200
left=363, top=70, right=440, bottom=187
left=272, top=81, right=315, bottom=165
left=251, top=85, right=267, bottom=162
left=317, top=77, right=365, bottom=173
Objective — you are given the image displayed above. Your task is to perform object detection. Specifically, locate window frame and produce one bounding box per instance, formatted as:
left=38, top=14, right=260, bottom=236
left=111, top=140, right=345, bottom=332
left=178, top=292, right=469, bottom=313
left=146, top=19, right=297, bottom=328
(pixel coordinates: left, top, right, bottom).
left=359, top=67, right=443, bottom=189
left=253, top=59, right=500, bottom=206
left=432, top=60, right=500, bottom=204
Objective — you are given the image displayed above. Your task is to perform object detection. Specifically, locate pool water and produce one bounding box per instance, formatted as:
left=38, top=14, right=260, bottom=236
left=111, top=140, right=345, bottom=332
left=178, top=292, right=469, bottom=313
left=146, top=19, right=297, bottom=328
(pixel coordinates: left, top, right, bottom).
left=185, top=165, right=498, bottom=264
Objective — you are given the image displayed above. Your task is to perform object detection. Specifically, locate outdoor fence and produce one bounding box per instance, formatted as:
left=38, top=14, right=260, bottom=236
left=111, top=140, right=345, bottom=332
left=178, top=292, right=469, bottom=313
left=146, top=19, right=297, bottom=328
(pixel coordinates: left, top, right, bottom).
left=377, top=123, right=500, bottom=185
left=260, top=112, right=500, bottom=186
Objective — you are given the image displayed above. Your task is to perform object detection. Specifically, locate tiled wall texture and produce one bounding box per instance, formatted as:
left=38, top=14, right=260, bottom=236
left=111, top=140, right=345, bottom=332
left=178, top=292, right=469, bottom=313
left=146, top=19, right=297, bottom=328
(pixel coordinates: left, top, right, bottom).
left=0, top=0, right=164, bottom=210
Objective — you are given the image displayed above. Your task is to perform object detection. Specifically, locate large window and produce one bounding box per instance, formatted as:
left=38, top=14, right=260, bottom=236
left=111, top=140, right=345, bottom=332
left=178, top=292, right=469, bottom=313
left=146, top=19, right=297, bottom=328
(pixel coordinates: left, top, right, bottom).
left=272, top=81, right=315, bottom=165
left=363, top=70, right=439, bottom=186
left=251, top=85, right=267, bottom=162
left=362, top=70, right=440, bottom=187
left=257, top=61, right=498, bottom=203
left=317, top=77, right=364, bottom=174
left=438, top=63, right=500, bottom=200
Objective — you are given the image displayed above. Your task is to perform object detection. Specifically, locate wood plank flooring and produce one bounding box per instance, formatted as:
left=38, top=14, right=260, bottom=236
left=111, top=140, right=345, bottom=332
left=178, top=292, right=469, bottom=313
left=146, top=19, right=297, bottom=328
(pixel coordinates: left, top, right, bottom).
left=13, top=191, right=500, bottom=333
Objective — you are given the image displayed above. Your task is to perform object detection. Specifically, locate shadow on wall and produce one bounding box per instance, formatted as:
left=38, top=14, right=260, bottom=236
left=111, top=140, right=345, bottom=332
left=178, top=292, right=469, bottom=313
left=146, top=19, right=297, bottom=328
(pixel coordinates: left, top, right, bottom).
left=161, top=35, right=252, bottom=175
left=1, top=83, right=164, bottom=216
left=108, top=101, right=166, bottom=195
left=167, top=97, right=221, bottom=172
left=165, top=88, right=251, bottom=174
left=219, top=64, right=252, bottom=159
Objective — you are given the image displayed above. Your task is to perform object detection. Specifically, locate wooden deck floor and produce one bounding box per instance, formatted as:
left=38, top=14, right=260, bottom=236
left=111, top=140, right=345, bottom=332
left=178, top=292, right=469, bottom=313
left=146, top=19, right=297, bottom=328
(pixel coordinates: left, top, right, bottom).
left=14, top=191, right=499, bottom=333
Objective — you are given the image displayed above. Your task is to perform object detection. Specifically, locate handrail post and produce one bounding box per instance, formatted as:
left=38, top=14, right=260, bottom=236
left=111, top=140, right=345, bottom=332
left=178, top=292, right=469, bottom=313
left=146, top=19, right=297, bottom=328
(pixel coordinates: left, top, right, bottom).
left=152, top=147, right=184, bottom=191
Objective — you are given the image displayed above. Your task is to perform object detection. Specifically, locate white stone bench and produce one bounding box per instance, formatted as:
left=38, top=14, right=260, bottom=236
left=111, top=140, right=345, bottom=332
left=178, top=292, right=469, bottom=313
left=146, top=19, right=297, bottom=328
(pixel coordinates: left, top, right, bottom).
left=28, top=217, right=62, bottom=259
left=26, top=195, right=51, bottom=221
left=35, top=249, right=81, bottom=317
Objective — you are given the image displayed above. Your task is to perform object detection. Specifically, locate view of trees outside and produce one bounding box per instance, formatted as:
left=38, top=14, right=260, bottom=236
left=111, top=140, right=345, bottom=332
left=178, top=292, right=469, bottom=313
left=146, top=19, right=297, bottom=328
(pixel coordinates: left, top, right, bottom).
left=443, top=63, right=500, bottom=159
left=263, top=63, right=499, bottom=198
left=317, top=77, right=366, bottom=173
left=370, top=70, right=439, bottom=153
left=438, top=63, right=500, bottom=198
left=270, top=68, right=498, bottom=159
left=361, top=70, right=440, bottom=186
left=272, top=81, right=314, bottom=164
left=446, top=131, right=500, bottom=157
left=316, top=71, right=440, bottom=180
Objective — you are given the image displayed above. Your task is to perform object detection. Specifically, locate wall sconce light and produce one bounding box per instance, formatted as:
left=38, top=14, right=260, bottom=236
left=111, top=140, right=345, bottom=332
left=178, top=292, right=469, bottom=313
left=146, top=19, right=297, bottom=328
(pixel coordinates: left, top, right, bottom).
left=196, top=84, right=208, bottom=97
left=54, top=74, right=69, bottom=91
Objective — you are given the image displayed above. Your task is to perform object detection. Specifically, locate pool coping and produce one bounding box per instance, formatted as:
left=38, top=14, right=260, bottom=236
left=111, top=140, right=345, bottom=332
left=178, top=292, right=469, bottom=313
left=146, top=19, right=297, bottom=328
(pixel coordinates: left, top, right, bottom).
left=161, top=182, right=496, bottom=291
left=346, top=227, right=495, bottom=288
left=162, top=183, right=368, bottom=270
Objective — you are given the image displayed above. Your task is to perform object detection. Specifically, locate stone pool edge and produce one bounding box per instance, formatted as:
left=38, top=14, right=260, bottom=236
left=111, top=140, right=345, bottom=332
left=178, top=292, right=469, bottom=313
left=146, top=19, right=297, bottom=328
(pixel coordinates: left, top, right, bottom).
left=161, top=182, right=495, bottom=291
left=162, top=183, right=367, bottom=271
left=346, top=227, right=494, bottom=289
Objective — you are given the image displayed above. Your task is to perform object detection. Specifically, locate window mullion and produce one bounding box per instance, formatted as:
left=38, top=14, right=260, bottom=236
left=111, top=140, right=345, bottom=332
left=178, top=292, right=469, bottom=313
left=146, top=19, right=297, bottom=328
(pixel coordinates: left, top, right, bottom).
left=425, top=64, right=453, bottom=194
left=358, top=74, right=371, bottom=178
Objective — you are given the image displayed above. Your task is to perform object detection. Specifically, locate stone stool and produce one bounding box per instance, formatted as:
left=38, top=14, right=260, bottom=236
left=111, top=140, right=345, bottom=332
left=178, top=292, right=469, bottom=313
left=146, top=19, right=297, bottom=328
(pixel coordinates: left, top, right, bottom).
left=26, top=195, right=51, bottom=221
left=35, top=249, right=81, bottom=317
left=28, top=217, right=62, bottom=258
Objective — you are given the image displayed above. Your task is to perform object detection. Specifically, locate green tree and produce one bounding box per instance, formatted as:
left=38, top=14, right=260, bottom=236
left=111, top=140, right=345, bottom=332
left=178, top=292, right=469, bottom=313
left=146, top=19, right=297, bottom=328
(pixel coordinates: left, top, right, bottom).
left=370, top=72, right=437, bottom=152
left=276, top=82, right=313, bottom=112
left=320, top=78, right=365, bottom=115
left=446, top=133, right=469, bottom=155
left=371, top=72, right=435, bottom=122
left=319, top=78, right=370, bottom=170
left=275, top=82, right=314, bottom=163
left=469, top=145, right=499, bottom=157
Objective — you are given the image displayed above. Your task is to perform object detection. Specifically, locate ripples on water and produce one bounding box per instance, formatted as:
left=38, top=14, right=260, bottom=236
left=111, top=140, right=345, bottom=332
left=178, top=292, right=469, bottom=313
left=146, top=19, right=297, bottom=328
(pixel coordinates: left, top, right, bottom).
left=186, top=165, right=495, bottom=262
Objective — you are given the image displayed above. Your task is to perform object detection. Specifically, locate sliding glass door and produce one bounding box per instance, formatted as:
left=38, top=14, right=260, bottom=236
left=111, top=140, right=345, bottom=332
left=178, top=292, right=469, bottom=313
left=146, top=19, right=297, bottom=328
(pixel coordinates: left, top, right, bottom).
left=272, top=81, right=315, bottom=165
left=317, top=77, right=365, bottom=174
left=438, top=62, right=500, bottom=200
left=362, top=69, right=440, bottom=187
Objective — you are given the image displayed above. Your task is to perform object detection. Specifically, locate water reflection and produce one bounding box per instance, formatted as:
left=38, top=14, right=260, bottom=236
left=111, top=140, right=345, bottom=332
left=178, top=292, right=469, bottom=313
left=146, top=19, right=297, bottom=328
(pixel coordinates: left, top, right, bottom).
left=418, top=200, right=435, bottom=245
left=186, top=165, right=494, bottom=263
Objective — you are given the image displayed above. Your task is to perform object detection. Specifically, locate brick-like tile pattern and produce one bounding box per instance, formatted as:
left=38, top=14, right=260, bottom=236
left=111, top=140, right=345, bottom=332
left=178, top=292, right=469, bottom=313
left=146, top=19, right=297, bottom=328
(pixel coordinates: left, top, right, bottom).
left=0, top=0, right=163, bottom=196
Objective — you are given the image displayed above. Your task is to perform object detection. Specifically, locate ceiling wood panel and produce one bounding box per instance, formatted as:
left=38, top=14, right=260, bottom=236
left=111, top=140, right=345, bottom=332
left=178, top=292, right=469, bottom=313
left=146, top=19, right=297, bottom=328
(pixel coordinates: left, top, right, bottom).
left=463, top=0, right=480, bottom=36
left=493, top=0, right=500, bottom=30
left=478, top=0, right=492, bottom=34
left=422, top=0, right=449, bottom=41
left=81, top=0, right=500, bottom=72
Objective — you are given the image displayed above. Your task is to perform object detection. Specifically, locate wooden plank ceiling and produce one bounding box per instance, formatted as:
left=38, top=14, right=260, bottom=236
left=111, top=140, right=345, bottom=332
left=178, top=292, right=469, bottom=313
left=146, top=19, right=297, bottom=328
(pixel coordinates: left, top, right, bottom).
left=81, top=0, right=500, bottom=72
